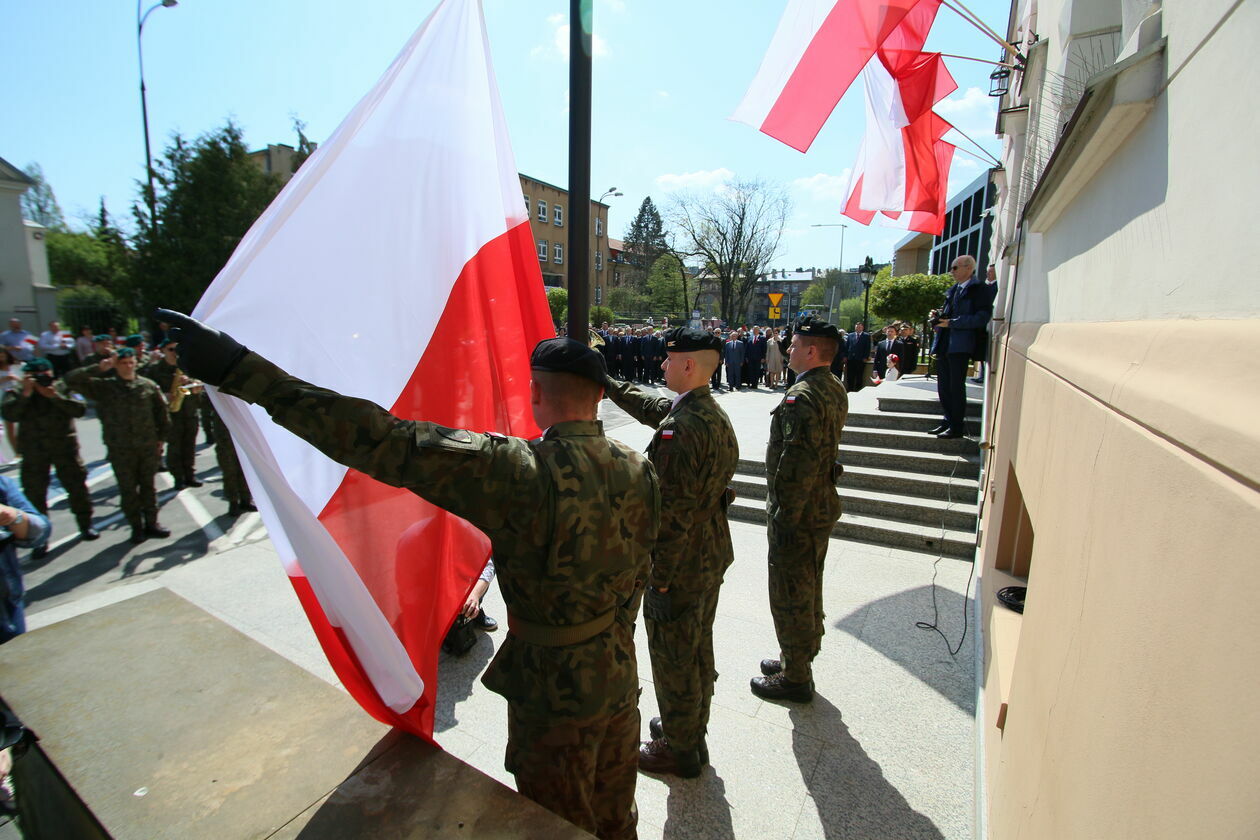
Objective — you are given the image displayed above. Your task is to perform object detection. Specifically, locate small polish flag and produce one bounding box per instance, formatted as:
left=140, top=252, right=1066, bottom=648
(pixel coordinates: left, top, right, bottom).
left=786, top=395, right=798, bottom=404
left=661, top=429, right=675, bottom=440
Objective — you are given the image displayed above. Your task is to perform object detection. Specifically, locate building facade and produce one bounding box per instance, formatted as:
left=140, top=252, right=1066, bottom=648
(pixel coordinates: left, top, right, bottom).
left=519, top=174, right=611, bottom=306
left=976, top=2, right=1259, bottom=838
left=0, top=156, right=57, bottom=328
left=892, top=171, right=996, bottom=278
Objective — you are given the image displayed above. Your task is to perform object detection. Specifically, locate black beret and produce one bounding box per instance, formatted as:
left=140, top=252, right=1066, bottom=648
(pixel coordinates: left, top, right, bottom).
left=530, top=337, right=608, bottom=385
left=115, top=347, right=136, bottom=358
left=663, top=326, right=723, bottom=354
left=794, top=315, right=841, bottom=340
left=22, top=358, right=52, bottom=373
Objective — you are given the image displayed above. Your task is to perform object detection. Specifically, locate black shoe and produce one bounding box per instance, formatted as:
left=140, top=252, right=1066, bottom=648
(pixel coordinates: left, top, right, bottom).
left=173, top=481, right=186, bottom=491
left=638, top=737, right=702, bottom=779
left=228, top=503, right=242, bottom=517
left=80, top=528, right=100, bottom=541
left=750, top=673, right=814, bottom=702
left=936, top=430, right=964, bottom=439
left=472, top=612, right=498, bottom=631
left=31, top=544, right=48, bottom=559
left=144, top=523, right=171, bottom=538
left=928, top=424, right=949, bottom=435
left=185, top=478, right=204, bottom=488
left=648, top=716, right=709, bottom=764
left=760, top=658, right=782, bottom=676
left=130, top=528, right=147, bottom=544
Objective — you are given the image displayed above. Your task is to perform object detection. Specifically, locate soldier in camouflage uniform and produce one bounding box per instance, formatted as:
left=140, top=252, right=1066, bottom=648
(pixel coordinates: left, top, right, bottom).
left=205, top=401, right=255, bottom=516
left=141, top=339, right=205, bottom=489
left=752, top=316, right=848, bottom=703
left=75, top=334, right=116, bottom=371
left=158, top=309, right=660, bottom=840
left=65, top=348, right=172, bottom=544
left=604, top=326, right=737, bottom=778
left=0, top=358, right=99, bottom=552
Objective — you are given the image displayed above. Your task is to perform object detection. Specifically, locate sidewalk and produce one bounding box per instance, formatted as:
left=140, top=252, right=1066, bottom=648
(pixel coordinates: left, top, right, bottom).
left=26, top=381, right=977, bottom=840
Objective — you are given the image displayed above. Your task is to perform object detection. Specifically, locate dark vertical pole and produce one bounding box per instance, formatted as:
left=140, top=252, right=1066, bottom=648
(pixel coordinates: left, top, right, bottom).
left=566, top=0, right=592, bottom=345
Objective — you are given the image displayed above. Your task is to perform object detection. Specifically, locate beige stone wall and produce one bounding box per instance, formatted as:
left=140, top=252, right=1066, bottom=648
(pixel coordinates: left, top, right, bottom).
left=980, top=321, right=1260, bottom=837
left=519, top=175, right=609, bottom=305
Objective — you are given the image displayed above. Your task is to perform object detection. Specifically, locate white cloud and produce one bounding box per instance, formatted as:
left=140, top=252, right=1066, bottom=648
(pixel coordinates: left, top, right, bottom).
left=791, top=170, right=852, bottom=203
left=531, top=15, right=610, bottom=60
left=934, top=86, right=999, bottom=141
left=599, top=0, right=626, bottom=12
left=656, top=90, right=670, bottom=99
left=655, top=167, right=735, bottom=192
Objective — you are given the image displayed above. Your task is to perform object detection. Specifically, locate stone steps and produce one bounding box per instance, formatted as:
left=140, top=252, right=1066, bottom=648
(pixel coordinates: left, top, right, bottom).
left=842, top=426, right=979, bottom=456
left=846, top=409, right=982, bottom=435
left=877, top=396, right=982, bottom=417
left=732, top=473, right=977, bottom=532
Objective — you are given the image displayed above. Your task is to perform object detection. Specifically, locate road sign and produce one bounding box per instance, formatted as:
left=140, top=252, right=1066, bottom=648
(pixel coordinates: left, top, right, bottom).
left=768, top=306, right=782, bottom=319
left=767, top=292, right=785, bottom=306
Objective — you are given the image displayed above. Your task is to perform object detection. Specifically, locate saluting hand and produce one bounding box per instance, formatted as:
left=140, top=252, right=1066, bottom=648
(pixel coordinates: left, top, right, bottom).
left=153, top=309, right=249, bottom=387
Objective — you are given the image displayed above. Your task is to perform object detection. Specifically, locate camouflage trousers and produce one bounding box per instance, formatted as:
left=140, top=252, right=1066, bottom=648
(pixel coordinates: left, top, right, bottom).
left=210, top=413, right=250, bottom=505
left=767, top=520, right=829, bottom=683
left=507, top=698, right=640, bottom=840
left=20, top=444, right=91, bottom=521
left=167, top=403, right=200, bottom=484
left=646, top=583, right=721, bottom=752
left=108, top=445, right=160, bottom=528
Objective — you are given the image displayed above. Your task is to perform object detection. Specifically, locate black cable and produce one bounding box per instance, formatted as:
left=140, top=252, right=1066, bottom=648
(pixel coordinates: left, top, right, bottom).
left=915, top=428, right=975, bottom=657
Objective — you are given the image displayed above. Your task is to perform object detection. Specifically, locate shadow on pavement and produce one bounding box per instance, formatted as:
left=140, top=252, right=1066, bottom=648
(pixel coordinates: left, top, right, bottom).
left=120, top=528, right=212, bottom=578
left=24, top=537, right=135, bottom=604
left=660, top=767, right=735, bottom=840
left=791, top=694, right=944, bottom=840
left=834, top=585, right=975, bottom=714
left=432, top=630, right=495, bottom=733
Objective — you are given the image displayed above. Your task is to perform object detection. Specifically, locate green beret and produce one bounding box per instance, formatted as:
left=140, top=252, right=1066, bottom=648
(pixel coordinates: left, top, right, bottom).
left=22, top=358, right=53, bottom=374
left=663, top=326, right=723, bottom=354
left=157, top=338, right=175, bottom=349
left=115, top=347, right=136, bottom=358
left=530, top=337, right=608, bottom=386
left=794, top=315, right=841, bottom=340
left=94, top=334, right=111, bottom=343
left=124, top=334, right=144, bottom=347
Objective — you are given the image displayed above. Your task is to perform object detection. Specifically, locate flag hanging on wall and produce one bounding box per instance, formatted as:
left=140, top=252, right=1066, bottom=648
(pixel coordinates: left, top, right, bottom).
left=192, top=0, right=552, bottom=741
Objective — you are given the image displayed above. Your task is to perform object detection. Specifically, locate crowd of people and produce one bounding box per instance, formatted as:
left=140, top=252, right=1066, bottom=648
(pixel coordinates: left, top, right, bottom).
left=0, top=319, right=255, bottom=571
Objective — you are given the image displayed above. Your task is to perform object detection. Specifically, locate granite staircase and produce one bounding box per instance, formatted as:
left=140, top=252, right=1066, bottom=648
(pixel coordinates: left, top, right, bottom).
left=727, top=391, right=982, bottom=558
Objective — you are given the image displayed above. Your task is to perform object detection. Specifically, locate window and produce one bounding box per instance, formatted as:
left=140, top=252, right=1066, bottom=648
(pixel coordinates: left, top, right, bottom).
left=537, top=199, right=547, bottom=223
left=595, top=286, right=603, bottom=304
left=595, top=253, right=603, bottom=270
left=554, top=243, right=564, bottom=264
left=523, top=194, right=530, bottom=213
left=595, top=216, right=604, bottom=237
left=553, top=204, right=564, bottom=226
left=537, top=240, right=548, bottom=262
left=614, top=270, right=621, bottom=284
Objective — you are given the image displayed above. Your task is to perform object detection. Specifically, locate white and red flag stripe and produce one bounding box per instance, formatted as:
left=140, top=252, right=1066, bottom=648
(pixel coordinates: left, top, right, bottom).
left=732, top=0, right=936, bottom=152
left=191, top=0, right=551, bottom=740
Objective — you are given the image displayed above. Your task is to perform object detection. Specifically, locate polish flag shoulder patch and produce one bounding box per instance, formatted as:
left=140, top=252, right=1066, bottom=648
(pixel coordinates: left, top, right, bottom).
left=660, top=429, right=675, bottom=440
left=785, top=395, right=797, bottom=405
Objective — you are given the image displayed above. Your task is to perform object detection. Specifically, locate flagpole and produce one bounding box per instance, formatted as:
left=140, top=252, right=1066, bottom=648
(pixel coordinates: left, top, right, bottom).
left=941, top=0, right=1021, bottom=61
left=566, top=0, right=592, bottom=345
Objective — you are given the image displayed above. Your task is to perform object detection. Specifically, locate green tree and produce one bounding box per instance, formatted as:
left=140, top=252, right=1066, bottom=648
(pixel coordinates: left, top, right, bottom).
left=546, top=287, right=568, bottom=324
left=589, top=305, right=615, bottom=327
left=646, top=253, right=686, bottom=315
left=20, top=163, right=66, bottom=230
left=130, top=121, right=283, bottom=316
left=46, top=199, right=132, bottom=290
left=621, top=197, right=667, bottom=293
left=835, top=297, right=868, bottom=331
left=868, top=271, right=952, bottom=324
left=801, top=282, right=827, bottom=307
left=607, top=286, right=648, bottom=315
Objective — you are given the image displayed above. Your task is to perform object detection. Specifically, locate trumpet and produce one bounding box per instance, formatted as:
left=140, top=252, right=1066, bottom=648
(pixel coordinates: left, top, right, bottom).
left=588, top=328, right=606, bottom=348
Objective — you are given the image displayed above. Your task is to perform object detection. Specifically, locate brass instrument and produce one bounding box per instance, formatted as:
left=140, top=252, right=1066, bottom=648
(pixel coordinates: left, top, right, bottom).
left=168, top=368, right=186, bottom=413
left=588, top=328, right=605, bottom=348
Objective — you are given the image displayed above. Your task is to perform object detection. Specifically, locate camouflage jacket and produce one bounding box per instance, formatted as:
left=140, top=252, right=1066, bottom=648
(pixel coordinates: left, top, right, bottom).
left=140, top=360, right=204, bottom=415
left=766, top=365, right=848, bottom=530
left=605, top=379, right=738, bottom=591
left=220, top=352, right=660, bottom=718
left=0, top=381, right=86, bottom=453
left=64, top=366, right=170, bottom=450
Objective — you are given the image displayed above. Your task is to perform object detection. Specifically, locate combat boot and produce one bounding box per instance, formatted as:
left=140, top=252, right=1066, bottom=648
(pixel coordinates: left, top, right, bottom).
left=76, top=514, right=100, bottom=541
left=760, top=658, right=782, bottom=675
left=143, top=513, right=171, bottom=539
left=638, top=737, right=702, bottom=779
left=648, top=716, right=708, bottom=765
left=750, top=672, right=814, bottom=703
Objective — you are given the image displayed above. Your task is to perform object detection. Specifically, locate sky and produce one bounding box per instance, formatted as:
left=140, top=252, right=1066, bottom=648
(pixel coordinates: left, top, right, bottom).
left=2, top=0, right=1007, bottom=273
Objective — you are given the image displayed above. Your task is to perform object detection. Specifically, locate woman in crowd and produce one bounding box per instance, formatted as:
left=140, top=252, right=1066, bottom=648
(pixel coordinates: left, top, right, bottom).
left=0, top=349, right=21, bottom=461
left=765, top=328, right=785, bottom=388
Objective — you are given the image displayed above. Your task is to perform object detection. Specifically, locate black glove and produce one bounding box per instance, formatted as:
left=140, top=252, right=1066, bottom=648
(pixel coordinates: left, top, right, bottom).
left=153, top=308, right=249, bottom=387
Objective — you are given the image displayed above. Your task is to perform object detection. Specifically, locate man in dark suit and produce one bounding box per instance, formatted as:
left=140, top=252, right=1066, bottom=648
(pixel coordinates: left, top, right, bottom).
left=745, top=327, right=767, bottom=388
left=627, top=328, right=643, bottom=382
left=843, top=323, right=871, bottom=392
left=872, top=325, right=898, bottom=379
left=930, top=255, right=992, bottom=438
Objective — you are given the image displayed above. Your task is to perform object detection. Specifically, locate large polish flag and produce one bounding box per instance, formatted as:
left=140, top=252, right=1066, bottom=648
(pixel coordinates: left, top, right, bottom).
left=191, top=0, right=552, bottom=740
left=731, top=0, right=937, bottom=152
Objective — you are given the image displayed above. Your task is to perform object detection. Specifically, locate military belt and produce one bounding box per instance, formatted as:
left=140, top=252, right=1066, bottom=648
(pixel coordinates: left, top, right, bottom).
left=506, top=608, right=616, bottom=647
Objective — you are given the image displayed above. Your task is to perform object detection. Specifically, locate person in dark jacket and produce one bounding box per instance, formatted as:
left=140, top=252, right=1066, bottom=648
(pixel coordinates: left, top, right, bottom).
left=929, top=255, right=992, bottom=438
left=843, top=324, right=871, bottom=392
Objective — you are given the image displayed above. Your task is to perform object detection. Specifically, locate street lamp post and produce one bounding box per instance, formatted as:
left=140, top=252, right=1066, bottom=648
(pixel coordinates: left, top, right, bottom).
left=859, top=259, right=876, bottom=331
left=137, top=0, right=178, bottom=236
left=811, top=222, right=847, bottom=324
left=594, top=188, right=621, bottom=312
